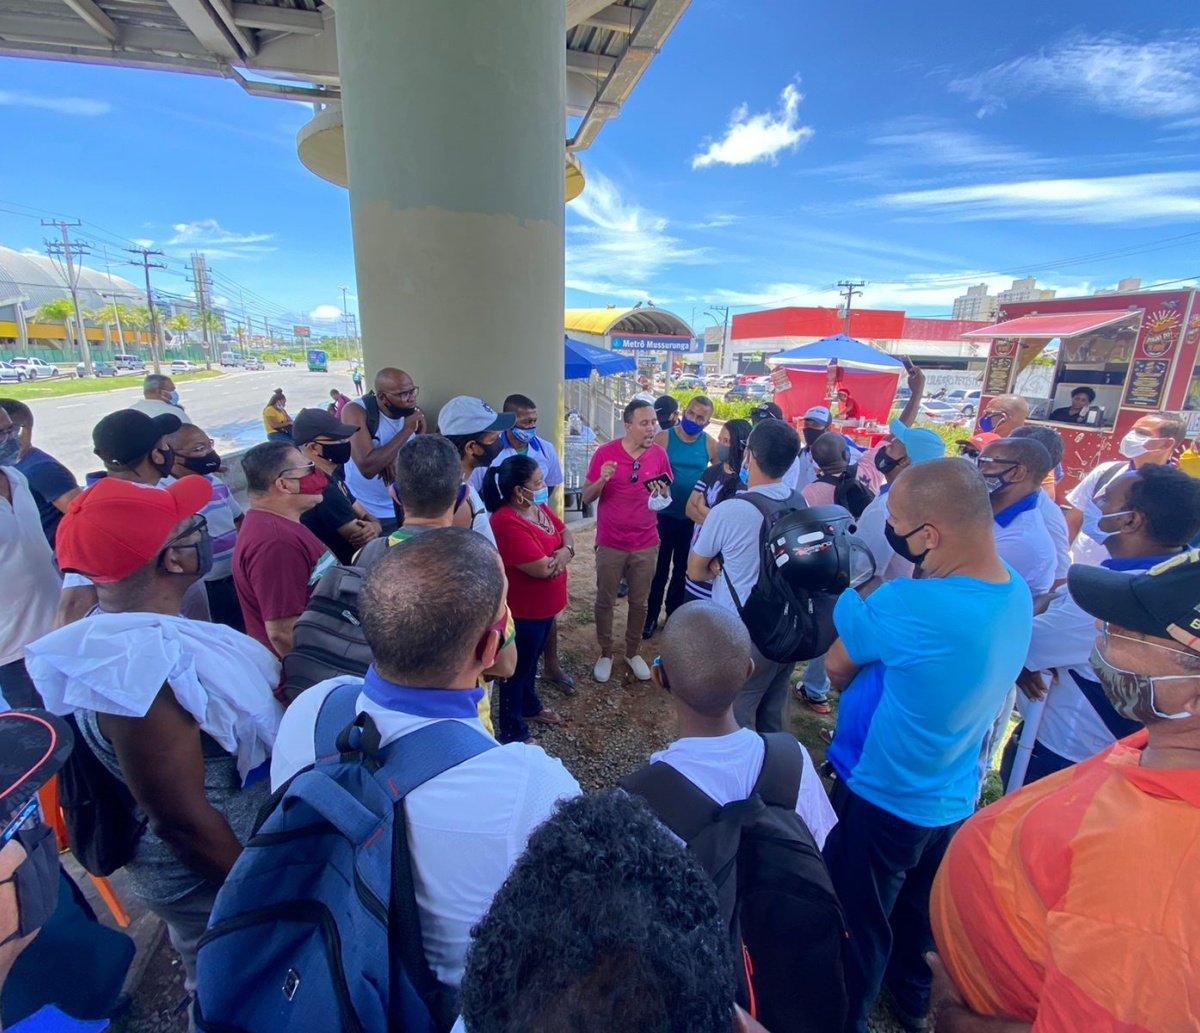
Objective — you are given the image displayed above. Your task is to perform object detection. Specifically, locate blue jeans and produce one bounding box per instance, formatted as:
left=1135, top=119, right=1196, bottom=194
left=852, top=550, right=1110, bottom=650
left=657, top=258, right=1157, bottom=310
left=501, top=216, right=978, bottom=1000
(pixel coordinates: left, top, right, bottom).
left=801, top=654, right=830, bottom=703
left=823, top=780, right=961, bottom=1032
left=497, top=617, right=553, bottom=743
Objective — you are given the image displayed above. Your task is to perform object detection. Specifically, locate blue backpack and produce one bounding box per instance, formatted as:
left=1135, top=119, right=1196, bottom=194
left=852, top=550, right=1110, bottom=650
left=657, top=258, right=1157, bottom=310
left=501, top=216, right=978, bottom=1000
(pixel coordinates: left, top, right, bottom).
left=194, top=681, right=496, bottom=1033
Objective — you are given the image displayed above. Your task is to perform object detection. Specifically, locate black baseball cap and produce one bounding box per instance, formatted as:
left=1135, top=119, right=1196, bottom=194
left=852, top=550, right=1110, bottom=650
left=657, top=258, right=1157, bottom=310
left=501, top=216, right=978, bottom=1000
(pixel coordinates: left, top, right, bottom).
left=654, top=395, right=679, bottom=421
left=0, top=710, right=73, bottom=825
left=293, top=407, right=359, bottom=445
left=750, top=402, right=784, bottom=423
left=1068, top=549, right=1200, bottom=653
left=93, top=409, right=181, bottom=465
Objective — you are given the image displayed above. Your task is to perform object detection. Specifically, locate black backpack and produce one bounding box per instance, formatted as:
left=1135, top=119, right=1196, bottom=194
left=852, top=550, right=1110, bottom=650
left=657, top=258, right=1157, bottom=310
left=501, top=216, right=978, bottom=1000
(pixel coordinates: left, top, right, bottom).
left=361, top=391, right=382, bottom=439
left=723, top=492, right=839, bottom=663
left=621, top=734, right=847, bottom=1033
left=280, top=565, right=372, bottom=704
left=816, top=464, right=875, bottom=519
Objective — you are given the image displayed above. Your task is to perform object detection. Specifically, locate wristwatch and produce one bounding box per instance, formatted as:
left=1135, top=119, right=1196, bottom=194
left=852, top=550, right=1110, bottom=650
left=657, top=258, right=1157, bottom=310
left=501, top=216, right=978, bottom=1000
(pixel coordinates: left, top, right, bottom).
left=565, top=544, right=575, bottom=558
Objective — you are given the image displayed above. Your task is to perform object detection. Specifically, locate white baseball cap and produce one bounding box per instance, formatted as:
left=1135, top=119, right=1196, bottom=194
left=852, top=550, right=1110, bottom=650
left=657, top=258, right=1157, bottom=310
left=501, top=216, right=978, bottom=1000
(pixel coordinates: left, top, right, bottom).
left=803, top=405, right=832, bottom=424
left=437, top=396, right=515, bottom=436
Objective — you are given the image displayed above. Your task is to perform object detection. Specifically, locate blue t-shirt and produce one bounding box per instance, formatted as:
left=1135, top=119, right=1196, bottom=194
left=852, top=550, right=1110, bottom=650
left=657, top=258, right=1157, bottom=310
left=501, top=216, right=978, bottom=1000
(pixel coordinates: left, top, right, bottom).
left=827, top=565, right=1033, bottom=827
left=15, top=447, right=78, bottom=548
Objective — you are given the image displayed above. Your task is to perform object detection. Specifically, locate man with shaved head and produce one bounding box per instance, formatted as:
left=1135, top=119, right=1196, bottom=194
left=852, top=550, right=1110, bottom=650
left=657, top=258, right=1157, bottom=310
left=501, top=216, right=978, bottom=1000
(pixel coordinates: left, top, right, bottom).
left=1009, top=425, right=1070, bottom=587
left=977, top=393, right=1029, bottom=436
left=623, top=601, right=836, bottom=847
left=978, top=437, right=1056, bottom=596
left=342, top=367, right=426, bottom=532
left=822, top=459, right=1033, bottom=1033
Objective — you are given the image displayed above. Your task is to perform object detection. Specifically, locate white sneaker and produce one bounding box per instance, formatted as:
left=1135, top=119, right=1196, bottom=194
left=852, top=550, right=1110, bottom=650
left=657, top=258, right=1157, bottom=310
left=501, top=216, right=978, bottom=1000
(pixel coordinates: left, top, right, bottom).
left=627, top=655, right=652, bottom=681
left=593, top=656, right=613, bottom=683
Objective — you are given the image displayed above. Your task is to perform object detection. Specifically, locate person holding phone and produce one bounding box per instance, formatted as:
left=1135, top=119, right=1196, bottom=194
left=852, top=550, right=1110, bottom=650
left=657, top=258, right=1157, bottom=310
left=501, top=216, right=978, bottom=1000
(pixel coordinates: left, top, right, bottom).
left=582, top=399, right=673, bottom=684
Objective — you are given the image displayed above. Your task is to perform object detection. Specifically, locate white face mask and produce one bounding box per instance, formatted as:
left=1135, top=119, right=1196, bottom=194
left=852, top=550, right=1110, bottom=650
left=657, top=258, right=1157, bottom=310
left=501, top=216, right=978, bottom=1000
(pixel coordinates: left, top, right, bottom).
left=647, top=492, right=672, bottom=512
left=1119, top=430, right=1156, bottom=459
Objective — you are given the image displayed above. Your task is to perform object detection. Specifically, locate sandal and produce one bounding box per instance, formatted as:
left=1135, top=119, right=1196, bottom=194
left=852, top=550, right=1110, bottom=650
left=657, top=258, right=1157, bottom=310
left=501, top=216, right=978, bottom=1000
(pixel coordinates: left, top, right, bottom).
left=542, top=673, right=577, bottom=695
left=529, top=708, right=563, bottom=726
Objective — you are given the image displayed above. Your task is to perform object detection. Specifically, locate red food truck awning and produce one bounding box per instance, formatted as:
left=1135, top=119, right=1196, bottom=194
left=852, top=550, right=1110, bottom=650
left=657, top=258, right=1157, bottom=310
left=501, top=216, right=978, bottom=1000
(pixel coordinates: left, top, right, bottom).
left=961, top=311, right=1133, bottom=338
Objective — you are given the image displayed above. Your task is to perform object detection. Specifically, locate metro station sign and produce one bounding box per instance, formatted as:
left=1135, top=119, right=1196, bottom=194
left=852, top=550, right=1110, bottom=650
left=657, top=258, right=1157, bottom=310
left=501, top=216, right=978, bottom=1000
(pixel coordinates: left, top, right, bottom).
left=611, top=333, right=699, bottom=353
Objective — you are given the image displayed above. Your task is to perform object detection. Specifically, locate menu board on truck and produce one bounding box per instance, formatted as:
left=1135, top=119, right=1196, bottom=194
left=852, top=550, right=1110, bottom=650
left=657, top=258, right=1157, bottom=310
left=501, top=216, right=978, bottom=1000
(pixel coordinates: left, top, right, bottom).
left=1124, top=359, right=1169, bottom=408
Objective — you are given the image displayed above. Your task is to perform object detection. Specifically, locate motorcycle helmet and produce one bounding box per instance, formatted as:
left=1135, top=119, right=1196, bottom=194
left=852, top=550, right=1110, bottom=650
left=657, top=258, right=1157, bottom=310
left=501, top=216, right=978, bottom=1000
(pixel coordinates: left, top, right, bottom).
left=767, top=504, right=876, bottom=595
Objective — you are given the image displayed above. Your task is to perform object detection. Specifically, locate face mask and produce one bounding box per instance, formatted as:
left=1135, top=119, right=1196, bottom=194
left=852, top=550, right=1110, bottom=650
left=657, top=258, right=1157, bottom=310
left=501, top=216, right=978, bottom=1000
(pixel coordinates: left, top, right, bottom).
left=0, top=436, right=20, bottom=466
left=1083, top=507, right=1133, bottom=546
left=680, top=416, right=705, bottom=436
left=1119, top=431, right=1156, bottom=459
left=296, top=468, right=328, bottom=497
left=648, top=491, right=672, bottom=511
left=874, top=450, right=902, bottom=475
left=884, top=522, right=930, bottom=567
left=0, top=821, right=58, bottom=946
left=528, top=486, right=550, bottom=507
left=512, top=427, right=537, bottom=445
left=474, top=437, right=505, bottom=467
left=320, top=441, right=352, bottom=466
left=168, top=390, right=180, bottom=406
left=717, top=443, right=731, bottom=464
left=982, top=472, right=1012, bottom=495
left=181, top=451, right=222, bottom=476
left=1090, top=645, right=1192, bottom=722
left=978, top=413, right=999, bottom=433
left=739, top=465, right=750, bottom=486
left=275, top=401, right=287, bottom=411
left=162, top=527, right=214, bottom=580
left=802, top=428, right=824, bottom=447
left=152, top=447, right=175, bottom=479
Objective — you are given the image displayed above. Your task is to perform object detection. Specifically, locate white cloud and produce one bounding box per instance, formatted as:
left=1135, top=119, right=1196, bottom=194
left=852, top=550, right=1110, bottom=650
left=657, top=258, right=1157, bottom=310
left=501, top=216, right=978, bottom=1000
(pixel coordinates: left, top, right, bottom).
left=950, top=33, right=1200, bottom=120
left=869, top=118, right=1040, bottom=168
left=692, top=82, right=814, bottom=169
left=168, top=219, right=274, bottom=247
left=0, top=91, right=111, bottom=116
left=566, top=171, right=711, bottom=298
left=878, top=171, right=1200, bottom=224
left=309, top=304, right=344, bottom=322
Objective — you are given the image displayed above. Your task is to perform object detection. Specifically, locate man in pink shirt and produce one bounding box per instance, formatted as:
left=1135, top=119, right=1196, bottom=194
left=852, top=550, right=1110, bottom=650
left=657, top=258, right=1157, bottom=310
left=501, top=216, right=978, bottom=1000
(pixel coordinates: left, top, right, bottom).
left=582, top=398, right=673, bottom=684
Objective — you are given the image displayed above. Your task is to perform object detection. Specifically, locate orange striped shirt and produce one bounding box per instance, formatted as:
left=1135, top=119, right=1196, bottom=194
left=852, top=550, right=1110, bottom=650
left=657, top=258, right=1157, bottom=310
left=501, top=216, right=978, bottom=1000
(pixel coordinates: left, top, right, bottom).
left=931, top=731, right=1200, bottom=1032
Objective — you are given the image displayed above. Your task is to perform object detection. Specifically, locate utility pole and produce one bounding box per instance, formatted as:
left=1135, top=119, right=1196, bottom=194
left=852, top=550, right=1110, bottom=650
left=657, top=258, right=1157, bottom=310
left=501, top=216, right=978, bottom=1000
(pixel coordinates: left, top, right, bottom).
left=239, top=289, right=251, bottom=358
left=43, top=219, right=95, bottom=374
left=836, top=280, right=866, bottom=336
left=189, top=253, right=213, bottom=369
left=339, top=284, right=353, bottom=360
left=127, top=247, right=167, bottom=374
left=704, top=305, right=730, bottom=373
left=101, top=246, right=126, bottom=351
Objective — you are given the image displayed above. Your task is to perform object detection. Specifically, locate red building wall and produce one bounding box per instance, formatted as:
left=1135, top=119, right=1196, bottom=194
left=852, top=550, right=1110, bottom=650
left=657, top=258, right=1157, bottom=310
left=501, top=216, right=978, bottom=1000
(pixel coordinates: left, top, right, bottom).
left=731, top=306, right=906, bottom=341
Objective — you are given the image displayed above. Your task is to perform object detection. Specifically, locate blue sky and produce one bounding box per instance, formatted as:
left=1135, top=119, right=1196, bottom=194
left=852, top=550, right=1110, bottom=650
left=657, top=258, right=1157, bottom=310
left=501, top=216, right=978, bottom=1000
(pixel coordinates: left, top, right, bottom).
left=2, top=0, right=1199, bottom=328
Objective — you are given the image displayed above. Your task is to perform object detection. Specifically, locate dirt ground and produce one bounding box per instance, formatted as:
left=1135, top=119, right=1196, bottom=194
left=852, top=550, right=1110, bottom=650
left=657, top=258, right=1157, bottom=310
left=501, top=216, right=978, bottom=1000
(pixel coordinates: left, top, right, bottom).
left=116, top=522, right=915, bottom=1033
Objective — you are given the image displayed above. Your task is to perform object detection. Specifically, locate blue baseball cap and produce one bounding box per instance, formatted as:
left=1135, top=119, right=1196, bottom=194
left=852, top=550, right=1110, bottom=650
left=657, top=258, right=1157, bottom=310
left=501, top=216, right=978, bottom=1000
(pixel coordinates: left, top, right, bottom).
left=888, top=419, right=945, bottom=466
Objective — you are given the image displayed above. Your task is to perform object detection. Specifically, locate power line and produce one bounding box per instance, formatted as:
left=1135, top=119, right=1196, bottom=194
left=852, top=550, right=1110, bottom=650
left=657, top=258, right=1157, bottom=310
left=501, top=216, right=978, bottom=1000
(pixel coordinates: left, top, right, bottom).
left=836, top=280, right=865, bottom=334
left=127, top=247, right=168, bottom=375
left=42, top=219, right=95, bottom=374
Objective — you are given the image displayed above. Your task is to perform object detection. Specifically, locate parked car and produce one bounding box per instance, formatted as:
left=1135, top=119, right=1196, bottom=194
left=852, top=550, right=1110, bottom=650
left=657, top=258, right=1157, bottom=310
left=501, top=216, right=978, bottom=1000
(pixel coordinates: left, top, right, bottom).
left=111, top=353, right=146, bottom=371
left=673, top=375, right=705, bottom=391
left=946, top=389, right=981, bottom=417
left=244, top=357, right=265, bottom=371
left=277, top=356, right=296, bottom=368
left=11, top=357, right=61, bottom=379
left=918, top=399, right=966, bottom=425
left=0, top=361, right=27, bottom=383
left=220, top=351, right=244, bottom=367
left=76, top=360, right=120, bottom=378
left=170, top=360, right=200, bottom=374
left=725, top=382, right=775, bottom=403
left=894, top=386, right=912, bottom=404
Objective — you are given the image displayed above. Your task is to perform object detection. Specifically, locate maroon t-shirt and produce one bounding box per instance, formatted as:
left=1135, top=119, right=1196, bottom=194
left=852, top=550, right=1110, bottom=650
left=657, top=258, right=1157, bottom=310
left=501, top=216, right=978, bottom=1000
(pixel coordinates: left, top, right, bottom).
left=233, top=509, right=333, bottom=656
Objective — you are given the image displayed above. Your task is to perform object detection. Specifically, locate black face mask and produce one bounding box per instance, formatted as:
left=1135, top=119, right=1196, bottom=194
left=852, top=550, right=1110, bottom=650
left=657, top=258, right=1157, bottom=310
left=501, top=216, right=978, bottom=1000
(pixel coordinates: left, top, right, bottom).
left=379, top=395, right=416, bottom=420
left=151, top=446, right=175, bottom=479
left=874, top=450, right=902, bottom=475
left=181, top=451, right=222, bottom=476
left=802, top=428, right=824, bottom=447
left=472, top=437, right=505, bottom=467
left=160, top=528, right=214, bottom=581
left=0, top=821, right=58, bottom=946
left=320, top=441, right=353, bottom=466
left=884, top=522, right=931, bottom=567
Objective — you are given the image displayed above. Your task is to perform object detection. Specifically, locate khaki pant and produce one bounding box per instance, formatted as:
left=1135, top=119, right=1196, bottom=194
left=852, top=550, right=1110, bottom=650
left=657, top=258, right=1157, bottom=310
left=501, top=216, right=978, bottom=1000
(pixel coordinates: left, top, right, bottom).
left=594, top=544, right=657, bottom=658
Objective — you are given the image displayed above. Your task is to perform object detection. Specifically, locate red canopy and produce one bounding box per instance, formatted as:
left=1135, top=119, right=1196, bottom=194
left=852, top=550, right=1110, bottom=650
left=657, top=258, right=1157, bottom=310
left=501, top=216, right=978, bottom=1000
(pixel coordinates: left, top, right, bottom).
left=962, top=311, right=1133, bottom=338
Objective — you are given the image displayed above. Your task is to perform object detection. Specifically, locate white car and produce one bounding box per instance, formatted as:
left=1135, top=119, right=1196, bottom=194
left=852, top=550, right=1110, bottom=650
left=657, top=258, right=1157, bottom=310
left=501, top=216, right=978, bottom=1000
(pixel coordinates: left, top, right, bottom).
left=170, top=360, right=200, bottom=374
left=946, top=389, right=982, bottom=417
left=919, top=399, right=966, bottom=425
left=0, top=361, right=27, bottom=383
left=277, top=356, right=296, bottom=368
left=11, top=356, right=60, bottom=379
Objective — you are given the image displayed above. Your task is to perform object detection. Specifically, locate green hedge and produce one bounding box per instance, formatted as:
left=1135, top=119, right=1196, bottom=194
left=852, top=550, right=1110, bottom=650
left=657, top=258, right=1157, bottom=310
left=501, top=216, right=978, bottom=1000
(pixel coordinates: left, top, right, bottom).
left=668, top=388, right=757, bottom=422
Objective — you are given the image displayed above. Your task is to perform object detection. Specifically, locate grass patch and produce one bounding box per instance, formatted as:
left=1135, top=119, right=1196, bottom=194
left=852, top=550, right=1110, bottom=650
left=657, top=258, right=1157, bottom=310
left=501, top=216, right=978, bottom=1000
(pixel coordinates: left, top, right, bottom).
left=572, top=608, right=595, bottom=626
left=0, top=369, right=221, bottom=401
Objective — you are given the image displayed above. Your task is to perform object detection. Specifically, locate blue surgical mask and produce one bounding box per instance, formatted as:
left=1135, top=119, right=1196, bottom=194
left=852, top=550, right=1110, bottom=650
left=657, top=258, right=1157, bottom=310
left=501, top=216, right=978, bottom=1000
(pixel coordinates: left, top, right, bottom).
left=739, top=465, right=749, bottom=486
left=530, top=486, right=550, bottom=506
left=512, top=427, right=536, bottom=445
left=168, top=390, right=180, bottom=406
left=680, top=416, right=705, bottom=436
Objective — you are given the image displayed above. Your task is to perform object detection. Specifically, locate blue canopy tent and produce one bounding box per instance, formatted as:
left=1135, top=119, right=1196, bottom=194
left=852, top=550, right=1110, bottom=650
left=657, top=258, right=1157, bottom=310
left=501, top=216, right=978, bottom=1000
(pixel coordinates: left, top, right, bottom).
left=766, top=333, right=905, bottom=371
left=564, top=334, right=637, bottom=380
left=766, top=334, right=903, bottom=422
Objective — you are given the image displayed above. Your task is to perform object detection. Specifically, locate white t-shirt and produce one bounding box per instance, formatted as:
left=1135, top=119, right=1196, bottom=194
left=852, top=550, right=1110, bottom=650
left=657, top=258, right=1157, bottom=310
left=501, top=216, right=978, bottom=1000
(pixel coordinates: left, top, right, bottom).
left=468, top=436, right=564, bottom=493
left=1067, top=460, right=1130, bottom=568
left=993, top=501, right=1056, bottom=596
left=651, top=728, right=837, bottom=848
left=1036, top=490, right=1071, bottom=583
left=852, top=488, right=913, bottom=583
left=782, top=454, right=803, bottom=491
left=129, top=398, right=192, bottom=425
left=463, top=484, right=496, bottom=546
left=344, top=399, right=409, bottom=520
left=693, top=481, right=797, bottom=614
left=270, top=678, right=580, bottom=988
left=0, top=468, right=60, bottom=666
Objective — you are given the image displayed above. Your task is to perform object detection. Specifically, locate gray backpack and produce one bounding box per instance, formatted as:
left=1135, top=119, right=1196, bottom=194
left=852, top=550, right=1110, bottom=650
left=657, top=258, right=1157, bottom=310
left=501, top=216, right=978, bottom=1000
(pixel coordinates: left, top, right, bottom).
left=280, top=564, right=373, bottom=704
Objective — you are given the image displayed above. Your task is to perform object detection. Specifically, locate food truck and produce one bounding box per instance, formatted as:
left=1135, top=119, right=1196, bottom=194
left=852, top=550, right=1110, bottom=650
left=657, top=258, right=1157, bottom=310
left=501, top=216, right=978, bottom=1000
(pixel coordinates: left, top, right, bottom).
left=963, top=288, right=1200, bottom=492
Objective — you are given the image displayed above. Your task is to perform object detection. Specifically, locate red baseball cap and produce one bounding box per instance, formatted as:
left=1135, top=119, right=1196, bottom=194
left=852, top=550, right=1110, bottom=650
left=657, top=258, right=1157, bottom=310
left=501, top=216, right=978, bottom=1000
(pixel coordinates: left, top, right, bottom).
left=56, top=477, right=213, bottom=583
left=964, top=431, right=1001, bottom=451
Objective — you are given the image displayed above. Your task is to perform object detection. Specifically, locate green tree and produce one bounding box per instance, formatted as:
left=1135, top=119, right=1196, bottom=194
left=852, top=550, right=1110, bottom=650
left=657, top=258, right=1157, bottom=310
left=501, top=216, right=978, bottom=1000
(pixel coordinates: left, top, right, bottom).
left=167, top=312, right=193, bottom=346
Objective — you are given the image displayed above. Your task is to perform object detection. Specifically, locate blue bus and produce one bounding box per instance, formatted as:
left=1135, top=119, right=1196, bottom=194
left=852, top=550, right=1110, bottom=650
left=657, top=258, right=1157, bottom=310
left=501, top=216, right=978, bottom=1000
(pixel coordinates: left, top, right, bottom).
left=306, top=348, right=328, bottom=372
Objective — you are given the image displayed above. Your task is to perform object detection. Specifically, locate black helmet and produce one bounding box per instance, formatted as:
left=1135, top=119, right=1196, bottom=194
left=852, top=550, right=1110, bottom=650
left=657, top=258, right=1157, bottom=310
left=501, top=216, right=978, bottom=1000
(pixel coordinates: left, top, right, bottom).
left=768, top=504, right=875, bottom=594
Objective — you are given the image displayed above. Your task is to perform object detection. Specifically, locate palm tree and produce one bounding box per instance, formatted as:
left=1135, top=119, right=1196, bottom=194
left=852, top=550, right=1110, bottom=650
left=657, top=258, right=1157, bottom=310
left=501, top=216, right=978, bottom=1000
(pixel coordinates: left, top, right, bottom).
left=167, top=312, right=193, bottom=349
left=83, top=306, right=114, bottom=350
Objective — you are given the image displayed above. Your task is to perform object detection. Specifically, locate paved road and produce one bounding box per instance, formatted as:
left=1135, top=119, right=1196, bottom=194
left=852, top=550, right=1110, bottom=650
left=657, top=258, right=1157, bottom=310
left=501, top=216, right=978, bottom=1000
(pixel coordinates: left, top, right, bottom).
left=23, top=365, right=358, bottom=480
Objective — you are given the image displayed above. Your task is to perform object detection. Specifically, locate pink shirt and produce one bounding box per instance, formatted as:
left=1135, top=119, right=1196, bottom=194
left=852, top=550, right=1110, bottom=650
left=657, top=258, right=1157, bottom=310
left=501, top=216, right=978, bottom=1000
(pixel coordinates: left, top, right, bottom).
left=801, top=462, right=881, bottom=508
left=333, top=394, right=350, bottom=418
left=586, top=439, right=673, bottom=552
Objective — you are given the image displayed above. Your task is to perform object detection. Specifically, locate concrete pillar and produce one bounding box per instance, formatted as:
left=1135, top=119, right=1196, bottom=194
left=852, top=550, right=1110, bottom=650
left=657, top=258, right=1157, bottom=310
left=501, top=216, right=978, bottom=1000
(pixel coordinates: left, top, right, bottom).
left=335, top=0, right=566, bottom=432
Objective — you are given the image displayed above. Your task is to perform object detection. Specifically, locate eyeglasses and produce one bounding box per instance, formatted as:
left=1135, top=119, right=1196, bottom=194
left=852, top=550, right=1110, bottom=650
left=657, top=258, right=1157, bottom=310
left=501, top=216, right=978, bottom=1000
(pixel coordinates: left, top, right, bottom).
left=976, top=456, right=1018, bottom=470
left=279, top=463, right=315, bottom=480
left=174, top=438, right=215, bottom=456
left=385, top=386, right=419, bottom=402
left=630, top=459, right=641, bottom=483
left=0, top=424, right=18, bottom=440
left=163, top=515, right=208, bottom=548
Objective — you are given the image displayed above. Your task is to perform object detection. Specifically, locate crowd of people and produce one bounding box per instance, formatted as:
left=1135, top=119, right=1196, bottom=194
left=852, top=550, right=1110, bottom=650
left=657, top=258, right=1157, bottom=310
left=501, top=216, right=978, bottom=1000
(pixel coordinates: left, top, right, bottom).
left=0, top=362, right=1199, bottom=1033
